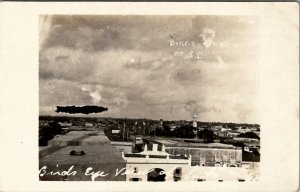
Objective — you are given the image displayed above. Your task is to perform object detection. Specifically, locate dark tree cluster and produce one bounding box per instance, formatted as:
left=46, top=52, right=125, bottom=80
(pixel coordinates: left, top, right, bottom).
left=148, top=123, right=173, bottom=137
left=197, top=128, right=216, bottom=143
left=238, top=132, right=260, bottom=140
left=39, top=121, right=63, bottom=146
left=173, top=125, right=196, bottom=138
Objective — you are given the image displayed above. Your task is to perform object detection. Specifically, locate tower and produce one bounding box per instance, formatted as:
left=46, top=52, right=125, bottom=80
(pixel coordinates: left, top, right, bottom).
left=159, top=119, right=163, bottom=129
left=192, top=115, right=197, bottom=128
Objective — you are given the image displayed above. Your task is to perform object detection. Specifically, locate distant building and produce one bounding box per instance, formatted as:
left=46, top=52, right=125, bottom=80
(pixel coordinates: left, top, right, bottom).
left=212, top=125, right=223, bottom=129
left=236, top=127, right=252, bottom=134
left=253, top=131, right=260, bottom=136
left=227, top=131, right=240, bottom=138
left=244, top=143, right=259, bottom=153
left=233, top=137, right=259, bottom=144
left=65, top=126, right=96, bottom=131
left=216, top=130, right=230, bottom=138
left=111, top=129, right=121, bottom=134
left=58, top=122, right=72, bottom=127
left=159, top=119, right=164, bottom=128
left=169, top=125, right=177, bottom=131
left=131, top=135, right=144, bottom=153
left=221, top=127, right=231, bottom=132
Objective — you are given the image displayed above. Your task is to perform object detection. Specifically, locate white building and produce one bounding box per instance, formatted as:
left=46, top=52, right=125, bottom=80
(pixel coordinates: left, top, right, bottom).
left=122, top=144, right=191, bottom=181
left=122, top=143, right=250, bottom=182
left=192, top=115, right=198, bottom=128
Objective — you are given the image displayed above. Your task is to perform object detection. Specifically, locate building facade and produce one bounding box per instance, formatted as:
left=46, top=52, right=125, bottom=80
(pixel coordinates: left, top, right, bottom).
left=145, top=138, right=243, bottom=167
left=122, top=143, right=249, bottom=182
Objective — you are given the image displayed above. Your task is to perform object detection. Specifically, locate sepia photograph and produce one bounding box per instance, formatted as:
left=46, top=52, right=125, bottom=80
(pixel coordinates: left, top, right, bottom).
left=39, top=15, right=261, bottom=182
left=0, top=2, right=298, bottom=192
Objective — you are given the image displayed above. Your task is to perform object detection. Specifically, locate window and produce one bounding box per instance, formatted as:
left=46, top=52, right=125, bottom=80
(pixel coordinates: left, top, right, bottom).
left=218, top=180, right=223, bottom=182
left=70, top=150, right=85, bottom=156
left=175, top=167, right=182, bottom=174
left=197, top=179, right=206, bottom=182
left=173, top=168, right=182, bottom=176
left=200, top=153, right=206, bottom=159
left=130, top=178, right=142, bottom=181
left=215, top=151, right=221, bottom=161
left=62, top=175, right=68, bottom=181
left=238, top=179, right=245, bottom=182
left=173, top=167, right=182, bottom=181
left=134, top=167, right=138, bottom=173
left=230, top=152, right=235, bottom=160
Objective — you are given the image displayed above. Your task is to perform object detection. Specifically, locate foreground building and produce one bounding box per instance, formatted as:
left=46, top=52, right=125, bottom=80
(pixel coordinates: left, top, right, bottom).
left=39, top=130, right=255, bottom=181
left=122, top=143, right=249, bottom=181
left=122, top=143, right=191, bottom=181
left=144, top=138, right=243, bottom=167
left=39, top=131, right=126, bottom=181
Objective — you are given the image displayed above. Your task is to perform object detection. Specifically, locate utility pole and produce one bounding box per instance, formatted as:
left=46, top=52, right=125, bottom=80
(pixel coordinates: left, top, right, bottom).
left=123, top=122, right=125, bottom=140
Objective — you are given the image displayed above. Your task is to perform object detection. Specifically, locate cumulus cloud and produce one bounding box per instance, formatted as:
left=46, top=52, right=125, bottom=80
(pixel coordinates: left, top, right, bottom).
left=39, top=15, right=260, bottom=123
left=199, top=28, right=216, bottom=48
left=80, top=84, right=103, bottom=104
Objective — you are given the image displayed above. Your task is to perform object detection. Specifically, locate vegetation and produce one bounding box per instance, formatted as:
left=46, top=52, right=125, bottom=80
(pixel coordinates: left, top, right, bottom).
left=39, top=115, right=260, bottom=129
left=238, top=132, right=260, bottom=140
left=39, top=115, right=260, bottom=142
left=173, top=125, right=195, bottom=138
left=39, top=121, right=63, bottom=146
left=197, top=128, right=215, bottom=143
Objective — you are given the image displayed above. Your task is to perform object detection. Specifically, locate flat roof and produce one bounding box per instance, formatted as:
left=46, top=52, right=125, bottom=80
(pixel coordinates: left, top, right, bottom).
left=40, top=144, right=125, bottom=165
left=48, top=131, right=110, bottom=146
left=110, top=141, right=132, bottom=146
left=184, top=166, right=249, bottom=180
left=149, top=138, right=239, bottom=149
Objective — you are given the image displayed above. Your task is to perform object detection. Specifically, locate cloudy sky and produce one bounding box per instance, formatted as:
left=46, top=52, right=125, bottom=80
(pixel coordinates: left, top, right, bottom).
left=39, top=15, right=260, bottom=123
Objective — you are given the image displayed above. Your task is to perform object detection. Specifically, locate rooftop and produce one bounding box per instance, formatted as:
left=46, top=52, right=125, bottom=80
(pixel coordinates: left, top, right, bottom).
left=183, top=166, right=250, bottom=181
left=149, top=138, right=240, bottom=149
left=124, top=153, right=188, bottom=160
left=48, top=131, right=110, bottom=146
left=40, top=144, right=125, bottom=165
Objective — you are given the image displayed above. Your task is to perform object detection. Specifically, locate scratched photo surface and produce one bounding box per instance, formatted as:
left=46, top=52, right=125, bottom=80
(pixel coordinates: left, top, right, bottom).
left=39, top=15, right=260, bottom=181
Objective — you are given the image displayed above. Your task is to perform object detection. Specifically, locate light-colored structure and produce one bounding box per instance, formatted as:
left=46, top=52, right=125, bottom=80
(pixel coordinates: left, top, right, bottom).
left=122, top=144, right=191, bottom=181
left=192, top=115, right=198, bottom=128
left=145, top=138, right=243, bottom=167
left=48, top=131, right=110, bottom=146
left=122, top=143, right=249, bottom=182
left=111, top=141, right=132, bottom=153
